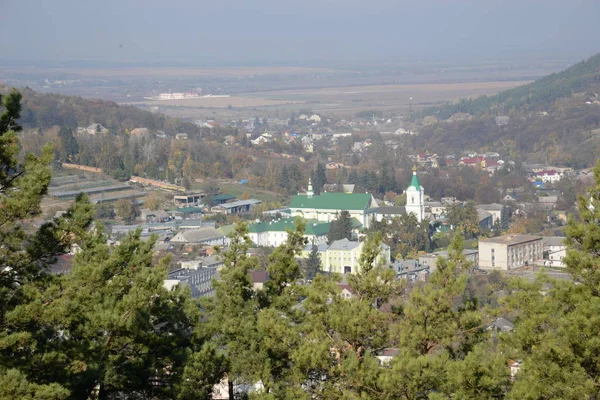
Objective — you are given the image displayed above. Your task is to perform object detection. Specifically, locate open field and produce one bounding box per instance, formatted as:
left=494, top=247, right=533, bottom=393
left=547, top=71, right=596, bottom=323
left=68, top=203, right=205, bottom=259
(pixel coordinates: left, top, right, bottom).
left=253, top=80, right=529, bottom=102
left=251, top=80, right=530, bottom=110
left=150, top=80, right=530, bottom=119
left=127, top=96, right=302, bottom=108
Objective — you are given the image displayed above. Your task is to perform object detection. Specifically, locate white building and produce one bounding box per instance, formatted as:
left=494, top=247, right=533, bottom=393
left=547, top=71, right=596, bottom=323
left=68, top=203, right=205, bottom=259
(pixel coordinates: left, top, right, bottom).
left=405, top=167, right=425, bottom=222
left=324, top=239, right=391, bottom=274
left=248, top=218, right=330, bottom=248
left=78, top=123, right=108, bottom=135
left=170, top=227, right=226, bottom=247
left=543, top=236, right=567, bottom=268
left=476, top=203, right=504, bottom=224
left=419, top=249, right=479, bottom=272
left=535, top=169, right=563, bottom=184
left=425, top=201, right=446, bottom=220
left=478, top=234, right=543, bottom=270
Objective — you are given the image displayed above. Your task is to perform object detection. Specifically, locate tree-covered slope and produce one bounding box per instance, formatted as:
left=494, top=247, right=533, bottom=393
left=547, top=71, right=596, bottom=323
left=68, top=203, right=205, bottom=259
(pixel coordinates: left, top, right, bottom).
left=0, top=85, right=200, bottom=135
left=416, top=53, right=600, bottom=120
left=410, top=53, right=600, bottom=167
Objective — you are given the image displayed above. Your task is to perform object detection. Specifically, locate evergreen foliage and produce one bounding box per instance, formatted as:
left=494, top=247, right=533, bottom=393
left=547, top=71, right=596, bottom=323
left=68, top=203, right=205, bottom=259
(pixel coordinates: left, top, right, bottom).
left=311, top=162, right=327, bottom=196
left=57, top=126, right=78, bottom=162
left=304, top=240, right=322, bottom=280
left=368, top=213, right=430, bottom=258
left=0, top=90, right=207, bottom=399
left=327, top=210, right=353, bottom=243
left=447, top=201, right=480, bottom=238
left=347, top=169, right=358, bottom=185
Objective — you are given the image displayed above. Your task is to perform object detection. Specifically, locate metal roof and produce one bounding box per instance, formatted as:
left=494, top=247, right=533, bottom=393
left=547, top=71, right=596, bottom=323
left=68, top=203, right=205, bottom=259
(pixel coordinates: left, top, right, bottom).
left=51, top=184, right=131, bottom=198
left=480, top=234, right=542, bottom=245
left=171, top=227, right=224, bottom=243
left=290, top=192, right=373, bottom=211
left=249, top=218, right=330, bottom=236
left=217, top=199, right=262, bottom=209
left=328, top=239, right=360, bottom=251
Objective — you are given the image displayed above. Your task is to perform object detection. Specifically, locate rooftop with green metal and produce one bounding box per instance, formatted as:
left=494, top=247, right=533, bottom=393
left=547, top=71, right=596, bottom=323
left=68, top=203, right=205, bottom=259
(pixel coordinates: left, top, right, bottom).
left=289, top=192, right=373, bottom=211
left=408, top=170, right=421, bottom=190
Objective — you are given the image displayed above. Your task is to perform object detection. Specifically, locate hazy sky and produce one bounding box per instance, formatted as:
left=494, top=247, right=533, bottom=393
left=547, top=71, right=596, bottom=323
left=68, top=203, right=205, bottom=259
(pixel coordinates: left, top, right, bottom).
left=1, top=0, right=599, bottom=65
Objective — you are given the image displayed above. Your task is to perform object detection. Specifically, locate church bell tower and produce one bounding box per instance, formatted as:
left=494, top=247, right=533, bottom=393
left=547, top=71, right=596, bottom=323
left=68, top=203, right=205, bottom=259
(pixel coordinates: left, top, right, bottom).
left=405, top=166, right=424, bottom=222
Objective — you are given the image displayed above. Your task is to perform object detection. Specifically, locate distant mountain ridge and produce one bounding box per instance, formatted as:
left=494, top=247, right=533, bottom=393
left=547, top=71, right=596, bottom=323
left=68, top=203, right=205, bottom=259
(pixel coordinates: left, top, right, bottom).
left=416, top=53, right=600, bottom=120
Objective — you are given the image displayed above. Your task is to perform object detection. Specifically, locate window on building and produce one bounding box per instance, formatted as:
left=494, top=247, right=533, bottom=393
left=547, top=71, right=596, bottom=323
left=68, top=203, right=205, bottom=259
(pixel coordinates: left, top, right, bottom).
left=412, top=196, right=415, bottom=204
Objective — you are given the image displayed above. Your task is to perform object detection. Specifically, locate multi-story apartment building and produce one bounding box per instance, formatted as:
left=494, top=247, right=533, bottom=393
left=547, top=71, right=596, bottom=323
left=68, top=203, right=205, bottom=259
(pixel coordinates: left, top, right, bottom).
left=479, top=234, right=543, bottom=270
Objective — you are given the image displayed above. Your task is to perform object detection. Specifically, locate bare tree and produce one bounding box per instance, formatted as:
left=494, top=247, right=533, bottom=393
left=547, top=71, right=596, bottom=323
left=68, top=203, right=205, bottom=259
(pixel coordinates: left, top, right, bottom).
left=141, top=140, right=156, bottom=165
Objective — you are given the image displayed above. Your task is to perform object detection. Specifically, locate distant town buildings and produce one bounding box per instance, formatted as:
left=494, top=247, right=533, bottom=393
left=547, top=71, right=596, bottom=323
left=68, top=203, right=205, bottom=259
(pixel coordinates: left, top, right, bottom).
left=535, top=169, right=563, bottom=184
left=155, top=92, right=200, bottom=100
left=77, top=123, right=108, bottom=135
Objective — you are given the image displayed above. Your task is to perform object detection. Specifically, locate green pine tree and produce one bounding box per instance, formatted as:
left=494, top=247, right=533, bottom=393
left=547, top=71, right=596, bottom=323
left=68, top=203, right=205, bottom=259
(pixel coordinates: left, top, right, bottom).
left=327, top=210, right=353, bottom=243
left=202, top=222, right=261, bottom=396
left=304, top=240, right=322, bottom=280
left=312, top=162, right=327, bottom=196
left=204, top=220, right=309, bottom=397
left=348, top=170, right=358, bottom=184
left=505, top=160, right=600, bottom=399
left=0, top=91, right=95, bottom=398
left=7, top=223, right=199, bottom=399
left=57, top=126, right=78, bottom=162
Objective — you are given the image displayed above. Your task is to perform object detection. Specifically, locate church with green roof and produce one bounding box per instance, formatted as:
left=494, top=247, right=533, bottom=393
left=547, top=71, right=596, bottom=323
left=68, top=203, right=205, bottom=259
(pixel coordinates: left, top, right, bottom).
left=289, top=179, right=378, bottom=228
left=290, top=168, right=426, bottom=229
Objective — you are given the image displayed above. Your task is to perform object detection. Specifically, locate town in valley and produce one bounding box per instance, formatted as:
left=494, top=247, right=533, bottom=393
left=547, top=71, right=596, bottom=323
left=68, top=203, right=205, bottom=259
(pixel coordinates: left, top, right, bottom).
left=2, top=1, right=600, bottom=399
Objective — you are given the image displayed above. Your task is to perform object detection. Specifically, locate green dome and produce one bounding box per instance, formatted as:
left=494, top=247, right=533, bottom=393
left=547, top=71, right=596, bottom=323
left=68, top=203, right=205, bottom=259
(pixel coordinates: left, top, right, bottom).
left=408, top=168, right=421, bottom=190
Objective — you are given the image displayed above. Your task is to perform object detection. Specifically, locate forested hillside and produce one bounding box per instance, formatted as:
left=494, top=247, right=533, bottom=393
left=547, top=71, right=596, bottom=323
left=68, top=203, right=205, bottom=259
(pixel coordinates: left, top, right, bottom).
left=0, top=85, right=201, bottom=135
left=409, top=53, right=600, bottom=167
left=416, top=53, right=600, bottom=119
